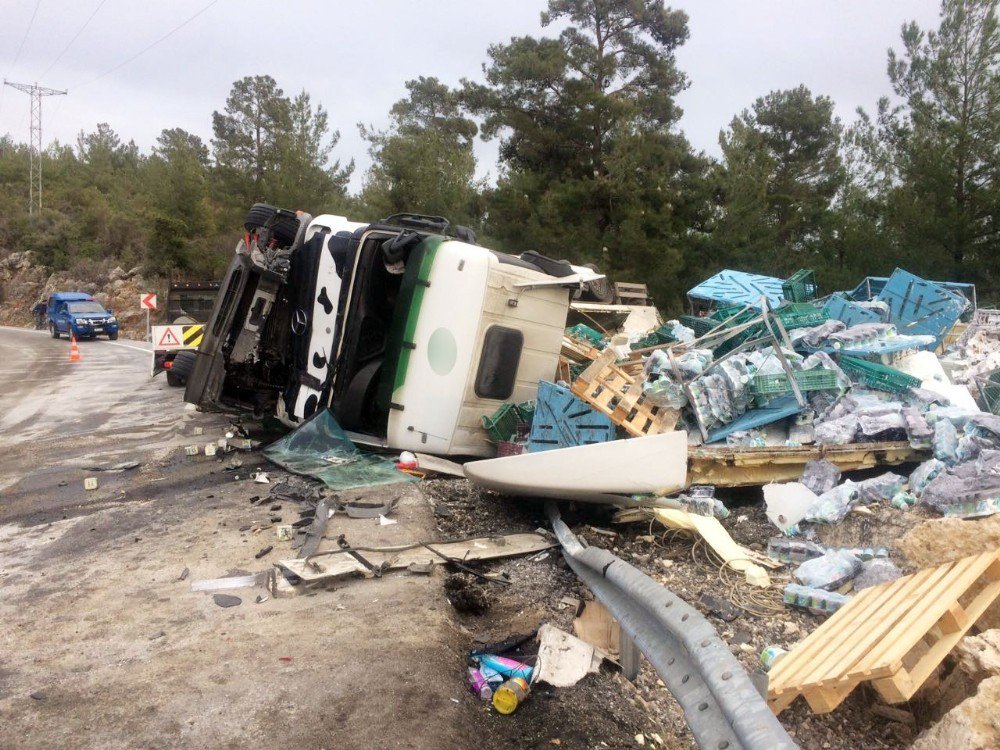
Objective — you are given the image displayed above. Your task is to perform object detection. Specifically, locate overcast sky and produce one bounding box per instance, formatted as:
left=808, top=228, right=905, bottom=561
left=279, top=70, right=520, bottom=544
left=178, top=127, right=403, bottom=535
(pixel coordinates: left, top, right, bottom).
left=0, top=0, right=943, bottom=190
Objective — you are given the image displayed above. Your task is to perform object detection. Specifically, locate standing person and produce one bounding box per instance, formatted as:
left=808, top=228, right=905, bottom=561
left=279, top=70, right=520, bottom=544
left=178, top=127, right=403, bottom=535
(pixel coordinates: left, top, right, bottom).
left=32, top=300, right=47, bottom=330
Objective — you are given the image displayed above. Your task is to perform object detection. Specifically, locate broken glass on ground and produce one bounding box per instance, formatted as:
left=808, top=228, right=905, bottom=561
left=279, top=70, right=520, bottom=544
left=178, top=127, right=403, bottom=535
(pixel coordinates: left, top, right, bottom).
left=262, top=409, right=414, bottom=491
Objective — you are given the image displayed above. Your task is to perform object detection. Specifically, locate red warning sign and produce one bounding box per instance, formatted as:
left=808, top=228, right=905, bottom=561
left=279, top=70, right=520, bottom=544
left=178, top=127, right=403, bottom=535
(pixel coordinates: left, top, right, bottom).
left=157, top=327, right=181, bottom=347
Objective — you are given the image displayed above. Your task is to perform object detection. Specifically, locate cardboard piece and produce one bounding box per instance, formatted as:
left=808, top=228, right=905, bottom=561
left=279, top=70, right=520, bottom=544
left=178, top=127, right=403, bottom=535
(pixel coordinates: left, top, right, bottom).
left=535, top=624, right=604, bottom=687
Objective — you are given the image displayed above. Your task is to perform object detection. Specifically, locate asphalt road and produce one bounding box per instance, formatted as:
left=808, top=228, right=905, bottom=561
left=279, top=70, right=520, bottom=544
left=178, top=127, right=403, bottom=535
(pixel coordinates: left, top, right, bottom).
left=0, top=326, right=211, bottom=521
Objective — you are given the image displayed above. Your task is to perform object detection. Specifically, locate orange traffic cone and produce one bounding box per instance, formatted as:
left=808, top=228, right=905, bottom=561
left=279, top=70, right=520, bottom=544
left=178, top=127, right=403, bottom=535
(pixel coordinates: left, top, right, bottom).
left=68, top=334, right=81, bottom=363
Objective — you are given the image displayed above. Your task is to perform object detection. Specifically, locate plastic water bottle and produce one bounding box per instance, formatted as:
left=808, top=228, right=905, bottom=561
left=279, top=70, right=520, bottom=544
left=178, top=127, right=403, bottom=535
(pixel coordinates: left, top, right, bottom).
left=783, top=583, right=850, bottom=616
left=767, top=538, right=825, bottom=564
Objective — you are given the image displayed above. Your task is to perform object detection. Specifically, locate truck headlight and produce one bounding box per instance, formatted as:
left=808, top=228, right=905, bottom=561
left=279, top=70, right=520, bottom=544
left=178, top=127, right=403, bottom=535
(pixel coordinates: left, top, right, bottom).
left=75, top=318, right=87, bottom=325
left=108, top=316, right=117, bottom=324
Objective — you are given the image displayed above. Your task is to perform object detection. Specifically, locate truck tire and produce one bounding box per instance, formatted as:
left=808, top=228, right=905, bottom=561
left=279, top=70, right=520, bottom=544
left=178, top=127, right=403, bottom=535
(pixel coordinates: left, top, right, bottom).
left=578, top=264, right=616, bottom=303
left=167, top=350, right=197, bottom=387
left=50, top=323, right=59, bottom=339
left=108, top=332, right=119, bottom=340
left=244, top=202, right=298, bottom=246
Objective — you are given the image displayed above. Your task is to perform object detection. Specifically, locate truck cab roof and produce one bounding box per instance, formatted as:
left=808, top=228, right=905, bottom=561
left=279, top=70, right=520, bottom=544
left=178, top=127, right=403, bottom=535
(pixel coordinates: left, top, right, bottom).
left=50, top=292, right=95, bottom=302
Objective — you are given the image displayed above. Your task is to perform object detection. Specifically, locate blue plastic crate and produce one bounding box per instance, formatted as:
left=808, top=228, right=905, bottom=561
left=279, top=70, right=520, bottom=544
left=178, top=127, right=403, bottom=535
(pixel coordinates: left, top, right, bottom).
left=823, top=293, right=884, bottom=327
left=876, top=268, right=969, bottom=348
left=687, top=269, right=786, bottom=311
left=527, top=381, right=616, bottom=452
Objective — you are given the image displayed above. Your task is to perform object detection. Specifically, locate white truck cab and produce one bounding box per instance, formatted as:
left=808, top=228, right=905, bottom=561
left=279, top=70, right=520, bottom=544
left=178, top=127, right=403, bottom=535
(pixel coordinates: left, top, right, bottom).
left=185, top=205, right=602, bottom=457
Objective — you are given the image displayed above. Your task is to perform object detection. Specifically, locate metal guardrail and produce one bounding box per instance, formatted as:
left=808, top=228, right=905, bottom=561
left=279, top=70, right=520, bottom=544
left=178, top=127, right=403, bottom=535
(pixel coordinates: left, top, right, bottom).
left=546, top=502, right=797, bottom=750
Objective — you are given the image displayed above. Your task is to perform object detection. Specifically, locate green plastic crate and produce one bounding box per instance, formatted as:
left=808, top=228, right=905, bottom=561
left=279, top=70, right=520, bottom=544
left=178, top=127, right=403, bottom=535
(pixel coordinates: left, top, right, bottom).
left=775, top=303, right=829, bottom=330
left=515, top=400, right=536, bottom=424
left=782, top=269, right=818, bottom=303
left=565, top=324, right=606, bottom=348
left=838, top=356, right=921, bottom=394
left=750, top=369, right=841, bottom=399
left=631, top=323, right=677, bottom=351
left=481, top=403, right=522, bottom=443
left=679, top=315, right=715, bottom=337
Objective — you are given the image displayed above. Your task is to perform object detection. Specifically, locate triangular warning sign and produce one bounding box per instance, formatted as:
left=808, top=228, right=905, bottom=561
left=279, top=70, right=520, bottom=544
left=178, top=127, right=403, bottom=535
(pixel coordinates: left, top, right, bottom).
left=158, top=328, right=181, bottom=347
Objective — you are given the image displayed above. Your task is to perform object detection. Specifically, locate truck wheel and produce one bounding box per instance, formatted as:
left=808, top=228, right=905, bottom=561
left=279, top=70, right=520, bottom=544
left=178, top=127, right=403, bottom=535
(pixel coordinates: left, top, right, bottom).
left=168, top=350, right=197, bottom=386
left=50, top=323, right=59, bottom=339
left=108, top=332, right=119, bottom=340
left=244, top=202, right=298, bottom=246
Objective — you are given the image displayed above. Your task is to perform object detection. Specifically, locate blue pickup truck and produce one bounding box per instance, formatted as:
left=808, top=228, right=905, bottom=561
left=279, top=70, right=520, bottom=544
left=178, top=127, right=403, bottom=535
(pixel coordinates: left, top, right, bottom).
left=48, top=292, right=119, bottom=340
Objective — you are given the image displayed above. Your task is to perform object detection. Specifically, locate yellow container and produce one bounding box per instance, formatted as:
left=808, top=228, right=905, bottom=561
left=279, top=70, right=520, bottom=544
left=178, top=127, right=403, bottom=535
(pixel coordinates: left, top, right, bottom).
left=492, top=677, right=530, bottom=715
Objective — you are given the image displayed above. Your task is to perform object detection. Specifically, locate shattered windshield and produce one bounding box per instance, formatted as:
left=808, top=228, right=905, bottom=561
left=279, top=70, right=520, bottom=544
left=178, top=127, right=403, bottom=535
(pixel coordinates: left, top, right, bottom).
left=67, top=301, right=107, bottom=314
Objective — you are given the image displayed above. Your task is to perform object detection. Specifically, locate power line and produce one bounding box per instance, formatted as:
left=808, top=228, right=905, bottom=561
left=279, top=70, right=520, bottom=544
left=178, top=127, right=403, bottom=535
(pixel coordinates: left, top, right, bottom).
left=38, top=0, right=110, bottom=80
left=76, top=0, right=220, bottom=90
left=9, top=0, right=43, bottom=72
left=1, top=0, right=44, bottom=116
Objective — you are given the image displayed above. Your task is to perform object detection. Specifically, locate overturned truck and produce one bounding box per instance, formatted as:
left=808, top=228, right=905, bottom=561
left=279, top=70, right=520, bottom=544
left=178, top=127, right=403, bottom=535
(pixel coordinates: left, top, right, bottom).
left=185, top=205, right=604, bottom=457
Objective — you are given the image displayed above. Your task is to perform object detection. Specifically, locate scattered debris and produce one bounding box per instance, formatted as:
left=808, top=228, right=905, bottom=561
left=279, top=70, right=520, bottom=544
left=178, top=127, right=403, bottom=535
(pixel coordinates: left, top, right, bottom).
left=254, top=545, right=273, bottom=559
left=212, top=594, right=242, bottom=608
left=83, top=477, right=98, bottom=491
left=534, top=624, right=604, bottom=687
left=699, top=592, right=742, bottom=622
left=276, top=532, right=553, bottom=584
left=190, top=573, right=266, bottom=592
left=445, top=573, right=492, bottom=615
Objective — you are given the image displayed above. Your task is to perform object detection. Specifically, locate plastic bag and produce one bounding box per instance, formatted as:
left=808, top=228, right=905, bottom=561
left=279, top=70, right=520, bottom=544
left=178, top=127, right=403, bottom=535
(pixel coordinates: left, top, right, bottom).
left=783, top=583, right=850, bottom=615
left=643, top=377, right=688, bottom=409
left=800, top=459, right=841, bottom=495
left=854, top=559, right=903, bottom=590
left=909, top=458, right=946, bottom=496
left=643, top=349, right=670, bottom=379
left=675, top=349, right=714, bottom=379
left=903, top=406, right=933, bottom=448
left=796, top=319, right=847, bottom=349
left=933, top=417, right=959, bottom=465
left=665, top=320, right=696, bottom=344
left=814, top=415, right=859, bottom=445
left=857, top=406, right=907, bottom=440
left=855, top=472, right=906, bottom=504
left=804, top=481, right=860, bottom=523
left=794, top=549, right=862, bottom=590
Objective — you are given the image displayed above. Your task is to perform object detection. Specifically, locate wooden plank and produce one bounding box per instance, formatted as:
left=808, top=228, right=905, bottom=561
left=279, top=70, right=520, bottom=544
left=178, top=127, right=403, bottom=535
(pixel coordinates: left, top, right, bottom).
left=278, top=533, right=555, bottom=583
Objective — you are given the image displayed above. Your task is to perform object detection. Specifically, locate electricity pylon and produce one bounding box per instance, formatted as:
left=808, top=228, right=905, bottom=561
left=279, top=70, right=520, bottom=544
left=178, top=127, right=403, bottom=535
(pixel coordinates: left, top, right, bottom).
left=4, top=80, right=67, bottom=214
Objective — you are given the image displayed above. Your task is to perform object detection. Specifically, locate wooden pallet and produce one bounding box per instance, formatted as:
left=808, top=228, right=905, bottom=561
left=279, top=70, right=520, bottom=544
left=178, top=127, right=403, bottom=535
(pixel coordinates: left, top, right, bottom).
left=767, top=550, right=1000, bottom=714
left=570, top=349, right=680, bottom=437
left=562, top=336, right=603, bottom=363
left=614, top=281, right=651, bottom=306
